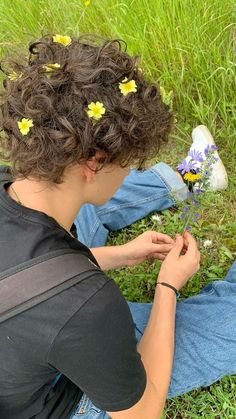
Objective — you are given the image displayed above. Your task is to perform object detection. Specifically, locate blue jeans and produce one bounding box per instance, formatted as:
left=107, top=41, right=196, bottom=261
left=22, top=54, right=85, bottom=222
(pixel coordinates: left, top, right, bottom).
left=68, top=163, right=236, bottom=419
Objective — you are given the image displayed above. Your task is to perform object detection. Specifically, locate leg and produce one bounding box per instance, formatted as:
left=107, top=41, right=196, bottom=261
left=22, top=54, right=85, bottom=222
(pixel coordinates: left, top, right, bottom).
left=129, top=262, right=236, bottom=398
left=74, top=162, right=188, bottom=247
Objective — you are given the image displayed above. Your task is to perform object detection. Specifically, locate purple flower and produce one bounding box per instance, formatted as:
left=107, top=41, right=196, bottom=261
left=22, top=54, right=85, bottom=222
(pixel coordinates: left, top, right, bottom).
left=204, top=145, right=210, bottom=156
left=188, top=149, right=204, bottom=163
left=185, top=225, right=191, bottom=231
left=177, top=159, right=197, bottom=175
left=211, top=145, right=217, bottom=151
left=183, top=206, right=190, bottom=211
left=193, top=188, right=203, bottom=195
left=204, top=144, right=218, bottom=156
left=194, top=212, right=200, bottom=218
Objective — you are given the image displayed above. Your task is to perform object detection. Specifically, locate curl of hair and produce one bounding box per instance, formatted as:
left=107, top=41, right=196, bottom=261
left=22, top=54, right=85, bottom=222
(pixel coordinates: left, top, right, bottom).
left=0, top=34, right=173, bottom=184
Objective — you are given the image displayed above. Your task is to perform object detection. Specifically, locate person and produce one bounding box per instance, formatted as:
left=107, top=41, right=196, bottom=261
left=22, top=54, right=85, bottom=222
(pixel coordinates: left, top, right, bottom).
left=0, top=34, right=235, bottom=419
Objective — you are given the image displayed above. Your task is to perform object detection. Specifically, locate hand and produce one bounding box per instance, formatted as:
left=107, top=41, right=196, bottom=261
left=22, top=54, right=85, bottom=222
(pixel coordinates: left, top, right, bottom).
left=122, top=231, right=175, bottom=267
left=158, top=231, right=200, bottom=291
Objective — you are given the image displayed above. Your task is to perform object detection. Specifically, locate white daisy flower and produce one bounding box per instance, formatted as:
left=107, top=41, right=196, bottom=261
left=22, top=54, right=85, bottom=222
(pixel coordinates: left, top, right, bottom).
left=151, top=214, right=162, bottom=224
left=203, top=240, right=212, bottom=248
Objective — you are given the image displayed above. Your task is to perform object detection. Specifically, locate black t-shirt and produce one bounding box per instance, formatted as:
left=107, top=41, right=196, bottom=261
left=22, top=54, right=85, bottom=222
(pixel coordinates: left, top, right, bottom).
left=0, top=166, right=146, bottom=419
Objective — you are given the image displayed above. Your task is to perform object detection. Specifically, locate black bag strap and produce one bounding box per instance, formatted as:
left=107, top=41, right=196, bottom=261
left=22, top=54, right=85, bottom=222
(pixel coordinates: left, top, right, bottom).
left=0, top=249, right=101, bottom=324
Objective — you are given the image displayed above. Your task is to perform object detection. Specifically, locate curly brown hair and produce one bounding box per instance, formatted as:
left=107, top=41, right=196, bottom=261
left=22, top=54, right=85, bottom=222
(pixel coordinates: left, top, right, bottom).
left=0, top=34, right=173, bottom=184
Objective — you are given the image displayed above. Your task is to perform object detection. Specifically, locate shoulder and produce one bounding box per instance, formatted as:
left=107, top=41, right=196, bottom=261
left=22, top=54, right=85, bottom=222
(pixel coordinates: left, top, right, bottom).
left=49, top=274, right=134, bottom=347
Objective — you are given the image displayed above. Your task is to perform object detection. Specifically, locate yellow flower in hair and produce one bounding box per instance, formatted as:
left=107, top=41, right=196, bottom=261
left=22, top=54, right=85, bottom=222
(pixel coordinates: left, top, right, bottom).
left=87, top=102, right=106, bottom=120
left=17, top=118, right=34, bottom=136
left=84, top=0, right=91, bottom=5
left=43, top=63, right=61, bottom=72
left=8, top=71, right=22, bottom=81
left=119, top=77, right=137, bottom=96
left=43, top=63, right=61, bottom=78
left=53, top=34, right=72, bottom=46
left=183, top=172, right=202, bottom=182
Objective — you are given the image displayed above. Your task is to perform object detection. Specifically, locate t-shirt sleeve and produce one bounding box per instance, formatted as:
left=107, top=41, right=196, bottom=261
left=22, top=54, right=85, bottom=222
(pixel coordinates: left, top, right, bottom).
left=47, top=277, right=147, bottom=412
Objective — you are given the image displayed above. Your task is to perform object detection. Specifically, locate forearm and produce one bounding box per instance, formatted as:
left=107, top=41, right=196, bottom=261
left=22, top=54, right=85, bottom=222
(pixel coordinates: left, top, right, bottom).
left=137, top=285, right=176, bottom=413
left=90, top=245, right=126, bottom=270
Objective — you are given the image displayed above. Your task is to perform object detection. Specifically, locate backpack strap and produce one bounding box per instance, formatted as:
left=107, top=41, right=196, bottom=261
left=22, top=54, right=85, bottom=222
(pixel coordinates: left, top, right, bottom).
left=0, top=249, right=101, bottom=324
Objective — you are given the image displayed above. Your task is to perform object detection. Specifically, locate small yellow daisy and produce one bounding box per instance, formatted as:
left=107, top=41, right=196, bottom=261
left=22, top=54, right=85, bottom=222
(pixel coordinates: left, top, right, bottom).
left=8, top=71, right=23, bottom=81
left=119, top=78, right=137, bottom=96
left=17, top=118, right=34, bottom=136
left=53, top=34, right=72, bottom=46
left=183, top=172, right=202, bottom=182
left=160, top=85, right=173, bottom=108
left=87, top=102, right=106, bottom=120
left=43, top=63, right=61, bottom=72
left=43, top=63, right=61, bottom=78
left=84, top=0, right=91, bottom=5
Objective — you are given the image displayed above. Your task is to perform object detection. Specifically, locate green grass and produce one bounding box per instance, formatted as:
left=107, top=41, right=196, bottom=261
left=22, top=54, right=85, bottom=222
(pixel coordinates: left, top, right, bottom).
left=0, top=0, right=236, bottom=416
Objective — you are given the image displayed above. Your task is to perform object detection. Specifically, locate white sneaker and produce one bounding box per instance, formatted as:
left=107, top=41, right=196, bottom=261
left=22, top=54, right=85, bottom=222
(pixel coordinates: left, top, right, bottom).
left=190, top=125, right=228, bottom=191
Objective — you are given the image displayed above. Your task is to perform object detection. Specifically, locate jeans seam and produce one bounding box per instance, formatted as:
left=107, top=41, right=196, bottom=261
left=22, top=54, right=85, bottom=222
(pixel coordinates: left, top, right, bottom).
left=150, top=167, right=172, bottom=191
left=75, top=393, right=90, bottom=414
left=96, top=191, right=174, bottom=217
left=86, top=220, right=101, bottom=247
left=150, top=167, right=178, bottom=205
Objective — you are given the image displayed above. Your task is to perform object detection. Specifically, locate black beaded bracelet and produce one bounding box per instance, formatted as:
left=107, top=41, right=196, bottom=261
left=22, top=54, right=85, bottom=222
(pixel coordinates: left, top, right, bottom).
left=156, top=282, right=180, bottom=298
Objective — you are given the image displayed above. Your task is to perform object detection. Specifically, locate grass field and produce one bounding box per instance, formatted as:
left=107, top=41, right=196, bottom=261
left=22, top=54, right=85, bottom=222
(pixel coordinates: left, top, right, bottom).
left=0, top=0, right=236, bottom=417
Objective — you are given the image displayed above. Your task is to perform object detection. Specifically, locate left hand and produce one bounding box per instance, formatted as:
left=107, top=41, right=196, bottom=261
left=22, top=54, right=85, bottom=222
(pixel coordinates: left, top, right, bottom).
left=122, top=231, right=175, bottom=267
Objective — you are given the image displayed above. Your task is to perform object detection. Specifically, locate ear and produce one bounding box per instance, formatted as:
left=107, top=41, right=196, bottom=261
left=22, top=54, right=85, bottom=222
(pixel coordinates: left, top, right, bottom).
left=80, top=158, right=96, bottom=183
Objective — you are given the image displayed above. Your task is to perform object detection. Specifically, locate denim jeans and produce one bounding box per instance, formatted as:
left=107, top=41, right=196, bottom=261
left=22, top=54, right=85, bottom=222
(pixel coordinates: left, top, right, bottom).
left=68, top=163, right=236, bottom=419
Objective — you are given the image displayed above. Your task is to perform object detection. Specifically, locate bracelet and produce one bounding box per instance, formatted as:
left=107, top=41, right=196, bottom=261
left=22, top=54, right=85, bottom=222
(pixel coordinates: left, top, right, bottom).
left=156, top=282, right=180, bottom=298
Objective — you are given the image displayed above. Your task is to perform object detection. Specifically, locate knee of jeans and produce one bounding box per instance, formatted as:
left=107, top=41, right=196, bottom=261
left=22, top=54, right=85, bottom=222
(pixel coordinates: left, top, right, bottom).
left=225, top=261, right=236, bottom=283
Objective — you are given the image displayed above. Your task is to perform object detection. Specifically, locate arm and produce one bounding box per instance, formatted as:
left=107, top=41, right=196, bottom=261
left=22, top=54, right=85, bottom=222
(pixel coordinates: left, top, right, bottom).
left=107, top=232, right=200, bottom=419
left=90, top=245, right=126, bottom=270
left=108, top=285, right=176, bottom=419
left=90, top=231, right=174, bottom=270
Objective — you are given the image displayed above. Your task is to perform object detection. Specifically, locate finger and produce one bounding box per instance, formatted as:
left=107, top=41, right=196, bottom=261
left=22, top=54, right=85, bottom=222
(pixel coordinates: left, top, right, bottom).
left=149, top=243, right=174, bottom=254
left=149, top=253, right=167, bottom=261
left=153, top=232, right=175, bottom=244
left=169, top=234, right=184, bottom=257
left=183, top=236, right=188, bottom=249
left=183, top=233, right=201, bottom=264
left=183, top=231, right=199, bottom=257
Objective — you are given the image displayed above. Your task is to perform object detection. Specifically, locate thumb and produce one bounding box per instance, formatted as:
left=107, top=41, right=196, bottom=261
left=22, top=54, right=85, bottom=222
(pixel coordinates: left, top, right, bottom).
left=171, top=234, right=184, bottom=256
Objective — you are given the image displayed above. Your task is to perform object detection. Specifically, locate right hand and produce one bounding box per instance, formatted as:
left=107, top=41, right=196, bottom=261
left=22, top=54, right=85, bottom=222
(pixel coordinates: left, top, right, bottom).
left=157, top=231, right=200, bottom=291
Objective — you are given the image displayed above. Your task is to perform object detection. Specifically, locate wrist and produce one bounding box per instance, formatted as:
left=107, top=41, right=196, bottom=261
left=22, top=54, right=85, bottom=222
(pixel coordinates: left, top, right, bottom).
left=116, top=244, right=128, bottom=268
left=155, top=286, right=176, bottom=301
left=156, top=281, right=180, bottom=298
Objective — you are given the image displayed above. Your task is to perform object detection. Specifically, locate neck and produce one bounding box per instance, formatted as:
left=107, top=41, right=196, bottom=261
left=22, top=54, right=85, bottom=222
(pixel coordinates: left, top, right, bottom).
left=7, top=171, right=86, bottom=232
